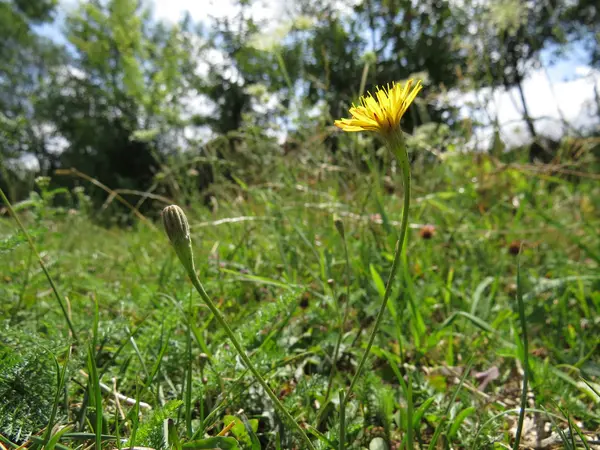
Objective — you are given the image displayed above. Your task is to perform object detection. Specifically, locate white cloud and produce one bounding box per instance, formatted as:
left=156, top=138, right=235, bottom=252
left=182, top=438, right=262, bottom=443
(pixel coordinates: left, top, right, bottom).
left=447, top=65, right=600, bottom=148
left=149, top=0, right=285, bottom=25
left=149, top=0, right=359, bottom=27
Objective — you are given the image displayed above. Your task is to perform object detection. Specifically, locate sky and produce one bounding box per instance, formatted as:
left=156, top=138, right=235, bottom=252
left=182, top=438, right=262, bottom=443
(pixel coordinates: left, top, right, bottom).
left=152, top=0, right=286, bottom=24
left=449, top=64, right=600, bottom=149
left=34, top=0, right=600, bottom=148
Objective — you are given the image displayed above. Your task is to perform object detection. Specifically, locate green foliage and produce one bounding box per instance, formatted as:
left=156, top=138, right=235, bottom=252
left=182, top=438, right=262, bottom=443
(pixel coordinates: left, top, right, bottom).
left=0, top=230, right=33, bottom=254
left=223, top=415, right=259, bottom=449
left=130, top=400, right=183, bottom=449
left=1, top=146, right=600, bottom=447
left=0, top=336, right=59, bottom=443
left=0, top=0, right=63, bottom=198
left=24, top=0, right=201, bottom=210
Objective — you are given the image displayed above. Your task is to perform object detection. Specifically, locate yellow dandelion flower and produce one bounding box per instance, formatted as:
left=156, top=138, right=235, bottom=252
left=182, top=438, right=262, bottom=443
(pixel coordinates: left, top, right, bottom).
left=334, top=79, right=422, bottom=135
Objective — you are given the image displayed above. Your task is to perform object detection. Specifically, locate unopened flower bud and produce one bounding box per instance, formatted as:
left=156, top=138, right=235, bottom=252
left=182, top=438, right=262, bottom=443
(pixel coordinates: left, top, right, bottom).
left=333, top=214, right=344, bottom=238
left=162, top=205, right=195, bottom=275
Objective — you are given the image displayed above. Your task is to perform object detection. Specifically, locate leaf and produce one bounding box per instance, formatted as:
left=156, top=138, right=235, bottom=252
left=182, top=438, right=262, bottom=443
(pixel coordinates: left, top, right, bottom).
left=46, top=425, right=74, bottom=450
left=370, top=263, right=386, bottom=299
left=441, top=311, right=503, bottom=338
left=239, top=414, right=260, bottom=450
left=129, top=400, right=183, bottom=449
left=305, top=425, right=336, bottom=448
left=223, top=415, right=260, bottom=449
left=231, top=174, right=248, bottom=191
left=469, top=276, right=495, bottom=316
left=413, top=398, right=435, bottom=428
left=449, top=406, right=476, bottom=438
left=168, top=418, right=183, bottom=450
left=577, top=380, right=600, bottom=404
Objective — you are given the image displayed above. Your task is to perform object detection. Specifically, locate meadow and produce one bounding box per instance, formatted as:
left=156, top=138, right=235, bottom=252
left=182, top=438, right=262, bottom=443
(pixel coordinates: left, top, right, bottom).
left=1, top=136, right=599, bottom=449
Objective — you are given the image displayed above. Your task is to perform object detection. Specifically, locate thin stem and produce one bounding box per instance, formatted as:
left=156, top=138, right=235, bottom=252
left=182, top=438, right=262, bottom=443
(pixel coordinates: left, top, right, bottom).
left=0, top=188, right=78, bottom=340
left=185, top=270, right=316, bottom=450
left=405, top=372, right=414, bottom=450
left=338, top=390, right=346, bottom=450
left=12, top=248, right=33, bottom=323
left=358, top=62, right=370, bottom=99
left=325, top=233, right=352, bottom=403
left=513, top=259, right=530, bottom=450
left=344, top=133, right=411, bottom=406
left=185, top=288, right=193, bottom=437
left=324, top=282, right=339, bottom=404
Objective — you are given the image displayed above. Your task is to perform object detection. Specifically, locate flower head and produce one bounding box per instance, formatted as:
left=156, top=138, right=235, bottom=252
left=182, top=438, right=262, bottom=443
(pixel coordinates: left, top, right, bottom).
left=334, top=79, right=422, bottom=135
left=162, top=205, right=196, bottom=275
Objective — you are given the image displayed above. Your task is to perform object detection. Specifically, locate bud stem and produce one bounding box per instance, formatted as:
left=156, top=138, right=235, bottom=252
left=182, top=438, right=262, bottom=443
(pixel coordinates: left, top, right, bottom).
left=179, top=251, right=316, bottom=449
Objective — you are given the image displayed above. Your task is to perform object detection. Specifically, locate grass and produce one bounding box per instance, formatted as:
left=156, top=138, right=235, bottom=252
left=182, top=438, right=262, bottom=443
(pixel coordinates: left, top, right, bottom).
left=1, top=142, right=599, bottom=449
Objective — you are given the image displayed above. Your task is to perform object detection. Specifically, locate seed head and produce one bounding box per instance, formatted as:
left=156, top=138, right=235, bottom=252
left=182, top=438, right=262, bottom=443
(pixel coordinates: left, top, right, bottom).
left=299, top=292, right=310, bottom=309
left=162, top=205, right=195, bottom=275
left=419, top=224, right=435, bottom=240
left=508, top=240, right=522, bottom=256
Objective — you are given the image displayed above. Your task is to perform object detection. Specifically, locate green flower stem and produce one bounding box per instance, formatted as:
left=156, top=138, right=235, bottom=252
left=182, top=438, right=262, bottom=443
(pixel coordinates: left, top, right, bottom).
left=338, top=389, right=346, bottom=450
left=343, top=131, right=411, bottom=406
left=184, top=268, right=316, bottom=450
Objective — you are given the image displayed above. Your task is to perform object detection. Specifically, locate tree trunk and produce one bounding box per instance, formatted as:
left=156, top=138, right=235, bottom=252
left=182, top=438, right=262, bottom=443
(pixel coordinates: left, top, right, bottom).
left=514, top=71, right=537, bottom=139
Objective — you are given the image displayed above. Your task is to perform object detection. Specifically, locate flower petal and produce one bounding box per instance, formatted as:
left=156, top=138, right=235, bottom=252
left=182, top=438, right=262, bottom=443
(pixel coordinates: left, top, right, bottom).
left=334, top=79, right=423, bottom=135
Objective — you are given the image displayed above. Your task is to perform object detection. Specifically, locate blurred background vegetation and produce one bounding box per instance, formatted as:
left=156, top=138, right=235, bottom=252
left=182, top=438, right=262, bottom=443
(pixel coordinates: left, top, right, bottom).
left=1, top=0, right=599, bottom=214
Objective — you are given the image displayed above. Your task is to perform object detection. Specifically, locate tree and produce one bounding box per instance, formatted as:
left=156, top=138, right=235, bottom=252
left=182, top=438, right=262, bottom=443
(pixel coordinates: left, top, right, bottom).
left=193, top=4, right=302, bottom=135
left=0, top=0, right=64, bottom=198
left=561, top=0, right=600, bottom=68
left=36, top=0, right=197, bottom=205
left=282, top=0, right=469, bottom=136
left=463, top=0, right=573, bottom=143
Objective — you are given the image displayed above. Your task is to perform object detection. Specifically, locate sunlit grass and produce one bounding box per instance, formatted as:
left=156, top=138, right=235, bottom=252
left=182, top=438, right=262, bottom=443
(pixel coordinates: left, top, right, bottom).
left=1, top=148, right=599, bottom=449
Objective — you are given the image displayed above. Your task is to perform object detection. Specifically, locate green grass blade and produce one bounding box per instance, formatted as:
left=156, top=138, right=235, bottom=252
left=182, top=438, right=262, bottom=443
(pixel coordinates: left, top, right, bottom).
left=86, top=344, right=103, bottom=450
left=513, top=258, right=530, bottom=450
